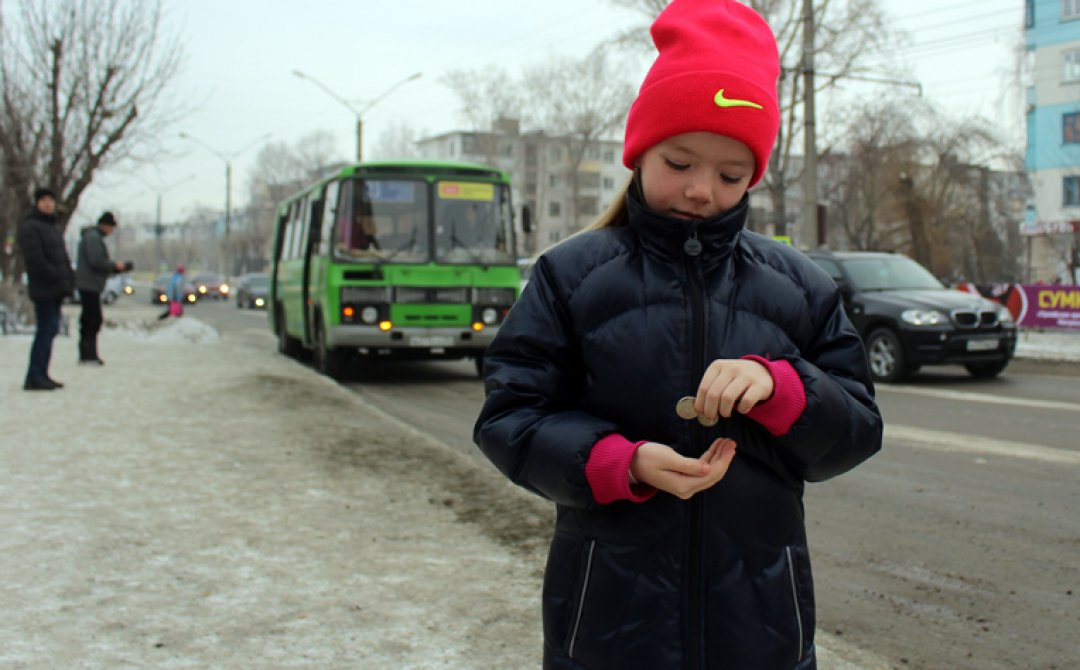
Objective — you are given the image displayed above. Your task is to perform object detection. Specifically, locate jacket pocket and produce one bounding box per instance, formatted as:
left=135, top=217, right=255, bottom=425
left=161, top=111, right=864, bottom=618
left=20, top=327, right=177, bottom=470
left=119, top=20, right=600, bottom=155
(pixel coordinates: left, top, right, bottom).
left=567, top=540, right=597, bottom=659
left=784, top=544, right=815, bottom=663
left=542, top=533, right=595, bottom=656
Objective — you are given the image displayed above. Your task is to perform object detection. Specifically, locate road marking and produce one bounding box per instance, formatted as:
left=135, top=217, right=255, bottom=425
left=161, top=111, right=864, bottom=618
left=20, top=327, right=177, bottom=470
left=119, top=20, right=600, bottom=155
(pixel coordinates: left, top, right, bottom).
left=879, top=385, right=1080, bottom=413
left=885, top=424, right=1080, bottom=465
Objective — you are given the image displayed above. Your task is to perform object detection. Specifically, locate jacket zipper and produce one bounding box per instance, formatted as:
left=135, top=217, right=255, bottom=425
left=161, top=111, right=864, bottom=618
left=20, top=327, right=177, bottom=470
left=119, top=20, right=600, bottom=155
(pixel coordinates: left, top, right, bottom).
left=785, top=546, right=805, bottom=662
left=683, top=226, right=706, bottom=670
left=568, top=539, right=597, bottom=659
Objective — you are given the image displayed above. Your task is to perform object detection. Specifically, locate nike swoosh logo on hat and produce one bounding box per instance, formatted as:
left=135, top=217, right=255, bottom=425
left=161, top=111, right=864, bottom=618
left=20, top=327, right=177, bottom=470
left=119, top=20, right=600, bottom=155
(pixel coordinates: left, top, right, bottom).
left=713, top=89, right=763, bottom=109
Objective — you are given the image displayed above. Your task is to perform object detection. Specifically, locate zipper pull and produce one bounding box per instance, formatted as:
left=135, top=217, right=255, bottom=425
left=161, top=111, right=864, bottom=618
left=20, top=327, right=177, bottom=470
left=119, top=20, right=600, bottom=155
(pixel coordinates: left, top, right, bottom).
left=683, top=224, right=702, bottom=256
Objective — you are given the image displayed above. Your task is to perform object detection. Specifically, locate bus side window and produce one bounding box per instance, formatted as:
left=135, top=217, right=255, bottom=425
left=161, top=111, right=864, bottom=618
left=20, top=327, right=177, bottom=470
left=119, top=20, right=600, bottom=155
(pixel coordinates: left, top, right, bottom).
left=319, top=181, right=340, bottom=255
left=334, top=181, right=356, bottom=254
left=297, top=196, right=311, bottom=253
left=352, top=195, right=379, bottom=251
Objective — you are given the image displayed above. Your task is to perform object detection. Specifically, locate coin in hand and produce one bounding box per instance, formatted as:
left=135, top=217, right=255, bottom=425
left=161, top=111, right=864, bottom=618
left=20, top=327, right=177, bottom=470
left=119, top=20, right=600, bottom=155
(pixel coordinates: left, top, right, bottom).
left=696, top=413, right=719, bottom=428
left=676, top=396, right=698, bottom=420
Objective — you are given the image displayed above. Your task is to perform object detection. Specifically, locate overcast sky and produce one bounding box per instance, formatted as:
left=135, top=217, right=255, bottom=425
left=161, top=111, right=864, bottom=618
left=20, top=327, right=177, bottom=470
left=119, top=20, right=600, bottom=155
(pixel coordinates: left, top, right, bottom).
left=67, top=0, right=1025, bottom=231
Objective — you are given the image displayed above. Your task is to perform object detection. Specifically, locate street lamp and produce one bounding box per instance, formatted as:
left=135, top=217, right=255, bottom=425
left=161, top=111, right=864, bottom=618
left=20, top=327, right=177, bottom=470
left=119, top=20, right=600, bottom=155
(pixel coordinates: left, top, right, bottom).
left=292, top=70, right=422, bottom=162
left=178, top=131, right=272, bottom=240
left=135, top=173, right=197, bottom=270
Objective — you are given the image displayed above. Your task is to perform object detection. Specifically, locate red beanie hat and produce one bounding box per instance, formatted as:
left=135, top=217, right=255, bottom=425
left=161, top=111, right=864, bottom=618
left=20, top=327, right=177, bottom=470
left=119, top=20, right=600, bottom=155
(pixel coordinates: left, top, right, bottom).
left=622, top=0, right=781, bottom=187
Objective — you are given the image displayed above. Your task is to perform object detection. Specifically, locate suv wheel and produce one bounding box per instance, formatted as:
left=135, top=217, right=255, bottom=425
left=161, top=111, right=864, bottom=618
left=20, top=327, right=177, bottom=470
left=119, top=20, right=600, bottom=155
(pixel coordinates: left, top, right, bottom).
left=866, top=328, right=909, bottom=383
left=964, top=359, right=1009, bottom=378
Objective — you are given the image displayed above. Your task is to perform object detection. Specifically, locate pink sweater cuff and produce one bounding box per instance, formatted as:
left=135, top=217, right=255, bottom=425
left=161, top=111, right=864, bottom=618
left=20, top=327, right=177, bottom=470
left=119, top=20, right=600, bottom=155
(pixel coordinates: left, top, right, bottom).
left=742, top=355, right=806, bottom=436
left=585, top=434, right=657, bottom=505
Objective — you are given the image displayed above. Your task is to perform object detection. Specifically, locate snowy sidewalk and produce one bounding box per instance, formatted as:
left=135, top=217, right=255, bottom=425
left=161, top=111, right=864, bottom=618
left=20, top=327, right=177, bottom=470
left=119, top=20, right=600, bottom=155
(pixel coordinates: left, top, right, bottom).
left=1, top=307, right=548, bottom=669
left=1013, top=328, right=1080, bottom=363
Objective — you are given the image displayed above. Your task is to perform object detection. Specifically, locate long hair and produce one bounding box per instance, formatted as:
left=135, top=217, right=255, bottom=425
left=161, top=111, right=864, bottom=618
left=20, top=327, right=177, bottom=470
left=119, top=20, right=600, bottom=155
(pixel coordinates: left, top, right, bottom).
left=583, top=171, right=637, bottom=232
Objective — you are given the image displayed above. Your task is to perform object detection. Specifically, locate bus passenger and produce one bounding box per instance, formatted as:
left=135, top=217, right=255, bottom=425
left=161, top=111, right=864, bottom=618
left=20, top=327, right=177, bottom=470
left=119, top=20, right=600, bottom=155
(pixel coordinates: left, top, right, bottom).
left=352, top=213, right=380, bottom=252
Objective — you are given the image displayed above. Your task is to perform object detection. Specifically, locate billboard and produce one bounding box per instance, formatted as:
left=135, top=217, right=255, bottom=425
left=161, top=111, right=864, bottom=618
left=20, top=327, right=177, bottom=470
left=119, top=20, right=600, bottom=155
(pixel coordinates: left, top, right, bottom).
left=957, top=283, right=1080, bottom=330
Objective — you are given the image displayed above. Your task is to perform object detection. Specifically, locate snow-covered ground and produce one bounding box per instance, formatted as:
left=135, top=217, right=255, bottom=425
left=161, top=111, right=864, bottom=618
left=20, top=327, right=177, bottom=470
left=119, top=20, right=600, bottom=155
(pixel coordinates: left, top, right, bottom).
left=1013, top=328, right=1080, bottom=362
left=1, top=303, right=1076, bottom=669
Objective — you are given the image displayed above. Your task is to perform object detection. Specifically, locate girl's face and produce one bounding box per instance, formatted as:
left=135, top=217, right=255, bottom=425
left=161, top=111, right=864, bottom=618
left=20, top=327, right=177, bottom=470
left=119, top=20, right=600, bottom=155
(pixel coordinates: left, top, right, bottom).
left=638, top=132, right=754, bottom=220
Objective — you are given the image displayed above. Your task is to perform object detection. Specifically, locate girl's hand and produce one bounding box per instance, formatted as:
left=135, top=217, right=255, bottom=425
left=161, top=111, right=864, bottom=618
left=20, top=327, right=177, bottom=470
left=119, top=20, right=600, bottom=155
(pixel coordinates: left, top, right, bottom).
left=630, top=438, right=737, bottom=500
left=695, top=359, right=774, bottom=424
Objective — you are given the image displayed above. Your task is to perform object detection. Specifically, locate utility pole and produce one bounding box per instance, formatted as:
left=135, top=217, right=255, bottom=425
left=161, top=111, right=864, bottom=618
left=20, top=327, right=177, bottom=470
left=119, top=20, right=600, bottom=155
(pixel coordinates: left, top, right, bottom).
left=801, top=0, right=819, bottom=249
left=292, top=70, right=421, bottom=163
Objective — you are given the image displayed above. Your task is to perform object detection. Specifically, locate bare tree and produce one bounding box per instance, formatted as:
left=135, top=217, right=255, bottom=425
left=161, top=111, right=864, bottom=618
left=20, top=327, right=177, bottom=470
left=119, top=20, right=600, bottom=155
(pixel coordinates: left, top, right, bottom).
left=0, top=0, right=184, bottom=291
left=370, top=122, right=420, bottom=161
left=440, top=66, right=525, bottom=162
left=602, top=0, right=892, bottom=238
left=521, top=49, right=636, bottom=232
left=237, top=131, right=344, bottom=273
left=821, top=99, right=918, bottom=250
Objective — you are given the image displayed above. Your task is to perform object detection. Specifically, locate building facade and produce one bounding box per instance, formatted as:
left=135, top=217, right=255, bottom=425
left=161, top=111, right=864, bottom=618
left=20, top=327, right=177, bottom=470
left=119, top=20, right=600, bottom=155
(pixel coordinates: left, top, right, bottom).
left=1024, top=0, right=1080, bottom=283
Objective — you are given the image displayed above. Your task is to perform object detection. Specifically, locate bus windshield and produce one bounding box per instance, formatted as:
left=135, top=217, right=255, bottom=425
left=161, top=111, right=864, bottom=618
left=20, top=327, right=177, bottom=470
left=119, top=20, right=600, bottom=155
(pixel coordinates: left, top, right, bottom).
left=333, top=178, right=430, bottom=263
left=434, top=181, right=515, bottom=264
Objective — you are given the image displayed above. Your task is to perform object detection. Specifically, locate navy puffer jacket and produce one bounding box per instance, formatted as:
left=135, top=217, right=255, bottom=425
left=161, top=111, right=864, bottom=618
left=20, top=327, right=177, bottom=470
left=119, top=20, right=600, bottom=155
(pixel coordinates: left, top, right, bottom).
left=17, top=208, right=75, bottom=302
left=475, top=191, right=882, bottom=670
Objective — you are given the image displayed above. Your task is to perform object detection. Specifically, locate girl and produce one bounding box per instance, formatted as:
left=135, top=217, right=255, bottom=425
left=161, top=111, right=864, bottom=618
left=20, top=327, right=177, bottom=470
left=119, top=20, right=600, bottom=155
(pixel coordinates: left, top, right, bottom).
left=474, top=0, right=883, bottom=668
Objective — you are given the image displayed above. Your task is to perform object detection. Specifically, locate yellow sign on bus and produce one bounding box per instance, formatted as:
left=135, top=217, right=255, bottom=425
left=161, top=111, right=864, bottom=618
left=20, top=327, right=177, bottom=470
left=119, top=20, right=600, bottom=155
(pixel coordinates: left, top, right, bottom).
left=438, top=182, right=495, bottom=201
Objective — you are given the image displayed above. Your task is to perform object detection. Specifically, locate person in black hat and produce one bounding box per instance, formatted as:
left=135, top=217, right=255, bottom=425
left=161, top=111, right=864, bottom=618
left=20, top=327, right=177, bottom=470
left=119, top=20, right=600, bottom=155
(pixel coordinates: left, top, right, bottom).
left=75, top=211, right=130, bottom=364
left=17, top=187, right=75, bottom=390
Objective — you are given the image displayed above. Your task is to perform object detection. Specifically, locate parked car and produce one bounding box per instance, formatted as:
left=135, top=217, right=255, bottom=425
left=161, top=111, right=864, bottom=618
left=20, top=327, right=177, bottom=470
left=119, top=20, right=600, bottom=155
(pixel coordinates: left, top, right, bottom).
left=151, top=273, right=197, bottom=306
left=233, top=272, right=269, bottom=309
left=65, top=274, right=135, bottom=305
left=102, top=274, right=135, bottom=304
left=190, top=272, right=230, bottom=300
left=805, top=250, right=1017, bottom=382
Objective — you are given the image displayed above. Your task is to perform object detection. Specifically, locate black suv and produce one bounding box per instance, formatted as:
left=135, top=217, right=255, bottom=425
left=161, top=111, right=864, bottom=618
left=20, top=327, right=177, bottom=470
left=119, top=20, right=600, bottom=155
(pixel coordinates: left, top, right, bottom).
left=805, top=250, right=1017, bottom=382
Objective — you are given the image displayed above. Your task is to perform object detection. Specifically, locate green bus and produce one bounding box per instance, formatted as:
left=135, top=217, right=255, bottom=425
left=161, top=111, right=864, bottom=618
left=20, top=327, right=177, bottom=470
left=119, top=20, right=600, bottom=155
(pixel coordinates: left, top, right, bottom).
left=268, top=160, right=527, bottom=379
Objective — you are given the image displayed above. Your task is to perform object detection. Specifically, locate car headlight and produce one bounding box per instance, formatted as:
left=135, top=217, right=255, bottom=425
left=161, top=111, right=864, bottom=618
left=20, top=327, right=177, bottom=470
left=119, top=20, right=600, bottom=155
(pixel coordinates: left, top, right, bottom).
left=221, top=284, right=230, bottom=294
left=996, top=304, right=1015, bottom=327
left=901, top=309, right=947, bottom=326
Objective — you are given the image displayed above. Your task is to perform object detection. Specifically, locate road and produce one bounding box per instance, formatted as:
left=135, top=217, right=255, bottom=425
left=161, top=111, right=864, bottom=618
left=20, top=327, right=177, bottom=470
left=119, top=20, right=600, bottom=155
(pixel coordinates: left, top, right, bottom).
left=198, top=299, right=1080, bottom=669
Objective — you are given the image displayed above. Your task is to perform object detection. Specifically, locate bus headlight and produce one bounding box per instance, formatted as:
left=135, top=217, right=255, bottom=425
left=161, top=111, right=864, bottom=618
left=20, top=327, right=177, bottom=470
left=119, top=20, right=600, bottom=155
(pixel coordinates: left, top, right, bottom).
left=481, top=307, right=499, bottom=325
left=361, top=306, right=379, bottom=324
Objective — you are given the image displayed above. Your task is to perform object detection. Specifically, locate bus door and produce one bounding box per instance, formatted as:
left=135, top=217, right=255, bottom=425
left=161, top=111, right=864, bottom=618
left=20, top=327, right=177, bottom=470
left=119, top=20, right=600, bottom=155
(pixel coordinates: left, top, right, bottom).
left=301, top=193, right=324, bottom=347
left=269, top=207, right=288, bottom=310
left=308, top=181, right=340, bottom=333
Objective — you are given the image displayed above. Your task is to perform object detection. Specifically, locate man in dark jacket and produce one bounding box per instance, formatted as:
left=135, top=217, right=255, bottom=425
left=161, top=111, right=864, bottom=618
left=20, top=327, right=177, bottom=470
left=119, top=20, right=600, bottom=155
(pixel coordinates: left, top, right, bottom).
left=17, top=187, right=75, bottom=391
left=75, top=211, right=127, bottom=364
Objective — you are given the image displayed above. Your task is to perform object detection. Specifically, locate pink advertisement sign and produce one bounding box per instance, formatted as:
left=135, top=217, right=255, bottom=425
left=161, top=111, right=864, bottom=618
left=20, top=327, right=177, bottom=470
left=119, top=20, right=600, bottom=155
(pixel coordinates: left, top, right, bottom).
left=957, top=283, right=1080, bottom=330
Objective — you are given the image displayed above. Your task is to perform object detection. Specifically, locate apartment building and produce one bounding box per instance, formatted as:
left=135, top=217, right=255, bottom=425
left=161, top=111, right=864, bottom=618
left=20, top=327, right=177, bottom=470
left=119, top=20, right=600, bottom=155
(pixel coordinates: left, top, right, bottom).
left=1024, top=0, right=1080, bottom=282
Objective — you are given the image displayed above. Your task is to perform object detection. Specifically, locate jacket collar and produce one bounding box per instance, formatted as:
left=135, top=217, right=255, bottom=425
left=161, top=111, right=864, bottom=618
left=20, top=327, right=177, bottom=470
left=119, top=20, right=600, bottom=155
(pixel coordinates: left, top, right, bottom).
left=27, top=207, right=58, bottom=225
left=625, top=185, right=748, bottom=264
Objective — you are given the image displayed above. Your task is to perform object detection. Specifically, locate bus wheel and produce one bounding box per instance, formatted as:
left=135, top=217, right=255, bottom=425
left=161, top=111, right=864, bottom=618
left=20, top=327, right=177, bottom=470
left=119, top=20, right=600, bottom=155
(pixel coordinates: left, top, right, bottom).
left=314, top=320, right=348, bottom=380
left=276, top=309, right=302, bottom=358
left=474, top=355, right=484, bottom=379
